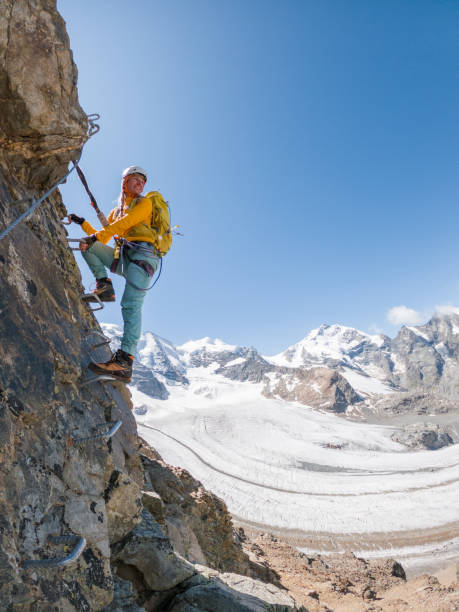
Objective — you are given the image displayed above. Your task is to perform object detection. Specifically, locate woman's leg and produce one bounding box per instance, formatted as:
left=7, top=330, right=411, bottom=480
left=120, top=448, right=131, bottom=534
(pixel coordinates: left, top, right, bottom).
left=120, top=250, right=159, bottom=355
left=81, top=242, right=116, bottom=279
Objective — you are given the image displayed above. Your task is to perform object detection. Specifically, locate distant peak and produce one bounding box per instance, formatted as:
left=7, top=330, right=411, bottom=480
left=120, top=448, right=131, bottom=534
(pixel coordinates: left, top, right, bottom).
left=178, top=337, right=238, bottom=353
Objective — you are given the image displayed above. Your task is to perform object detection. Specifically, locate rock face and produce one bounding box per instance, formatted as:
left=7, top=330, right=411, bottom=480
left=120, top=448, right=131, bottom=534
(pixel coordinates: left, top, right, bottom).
left=391, top=423, right=455, bottom=450
left=0, top=7, right=309, bottom=611
left=366, top=391, right=459, bottom=417
left=167, top=565, right=308, bottom=612
left=0, top=0, right=87, bottom=186
left=140, top=443, right=257, bottom=575
left=263, top=366, right=362, bottom=413
left=216, top=348, right=276, bottom=383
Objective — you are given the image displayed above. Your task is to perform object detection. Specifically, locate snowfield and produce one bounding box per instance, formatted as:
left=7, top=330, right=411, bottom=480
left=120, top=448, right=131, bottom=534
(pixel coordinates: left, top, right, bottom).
left=132, top=366, right=459, bottom=573
left=100, top=319, right=459, bottom=573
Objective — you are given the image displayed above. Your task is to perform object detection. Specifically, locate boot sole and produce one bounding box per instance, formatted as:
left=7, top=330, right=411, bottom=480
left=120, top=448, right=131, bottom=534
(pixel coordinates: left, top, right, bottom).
left=88, top=363, right=131, bottom=383
left=82, top=295, right=116, bottom=303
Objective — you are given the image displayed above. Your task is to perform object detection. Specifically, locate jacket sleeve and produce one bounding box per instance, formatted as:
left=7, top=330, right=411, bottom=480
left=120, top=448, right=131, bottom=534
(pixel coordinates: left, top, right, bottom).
left=80, top=206, right=117, bottom=238
left=95, top=197, right=152, bottom=245
left=81, top=220, right=96, bottom=235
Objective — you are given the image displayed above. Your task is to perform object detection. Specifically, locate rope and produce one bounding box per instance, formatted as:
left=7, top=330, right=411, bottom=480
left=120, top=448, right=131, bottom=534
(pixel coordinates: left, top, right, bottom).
left=0, top=114, right=100, bottom=243
left=119, top=238, right=163, bottom=292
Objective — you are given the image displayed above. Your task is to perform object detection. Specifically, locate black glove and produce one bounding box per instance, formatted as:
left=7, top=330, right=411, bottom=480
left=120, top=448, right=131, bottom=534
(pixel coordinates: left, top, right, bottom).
left=80, top=234, right=97, bottom=249
left=68, top=213, right=85, bottom=225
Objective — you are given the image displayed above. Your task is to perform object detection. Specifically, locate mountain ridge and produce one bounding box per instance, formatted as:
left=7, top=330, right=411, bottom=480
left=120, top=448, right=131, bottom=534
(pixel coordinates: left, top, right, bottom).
left=102, top=311, right=459, bottom=419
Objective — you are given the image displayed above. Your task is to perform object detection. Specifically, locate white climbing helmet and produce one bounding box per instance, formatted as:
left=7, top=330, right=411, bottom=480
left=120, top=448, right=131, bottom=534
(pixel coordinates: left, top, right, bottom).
left=122, top=165, right=147, bottom=182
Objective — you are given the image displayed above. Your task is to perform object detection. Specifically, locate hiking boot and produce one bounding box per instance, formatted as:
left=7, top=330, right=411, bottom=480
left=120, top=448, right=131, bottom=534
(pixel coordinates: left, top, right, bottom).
left=88, top=349, right=133, bottom=382
left=82, top=278, right=115, bottom=302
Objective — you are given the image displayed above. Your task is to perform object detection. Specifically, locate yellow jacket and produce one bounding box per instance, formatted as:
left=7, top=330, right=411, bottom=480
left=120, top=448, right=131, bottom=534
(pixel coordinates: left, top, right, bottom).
left=81, top=195, right=156, bottom=245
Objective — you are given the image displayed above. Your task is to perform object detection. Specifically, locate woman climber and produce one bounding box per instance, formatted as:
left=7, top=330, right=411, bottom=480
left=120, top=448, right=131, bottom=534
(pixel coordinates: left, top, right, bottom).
left=68, top=165, right=168, bottom=382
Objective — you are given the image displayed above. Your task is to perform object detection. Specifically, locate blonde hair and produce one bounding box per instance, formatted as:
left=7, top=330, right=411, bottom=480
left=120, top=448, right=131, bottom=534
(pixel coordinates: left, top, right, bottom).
left=117, top=173, right=145, bottom=212
left=117, top=177, right=127, bottom=209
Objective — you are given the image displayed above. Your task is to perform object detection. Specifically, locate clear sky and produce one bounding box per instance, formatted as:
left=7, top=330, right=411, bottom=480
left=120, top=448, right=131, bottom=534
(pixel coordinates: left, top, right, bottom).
left=58, top=0, right=458, bottom=354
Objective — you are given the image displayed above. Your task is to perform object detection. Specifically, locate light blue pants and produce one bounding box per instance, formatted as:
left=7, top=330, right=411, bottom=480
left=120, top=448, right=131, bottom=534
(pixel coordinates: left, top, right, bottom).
left=82, top=241, right=159, bottom=356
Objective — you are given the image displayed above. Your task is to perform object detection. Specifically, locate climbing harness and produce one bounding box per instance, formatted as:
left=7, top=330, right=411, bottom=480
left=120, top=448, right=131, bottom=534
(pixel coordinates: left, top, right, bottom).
left=21, top=535, right=86, bottom=570
left=0, top=114, right=100, bottom=243
left=116, top=238, right=163, bottom=292
left=68, top=420, right=122, bottom=446
left=74, top=162, right=108, bottom=227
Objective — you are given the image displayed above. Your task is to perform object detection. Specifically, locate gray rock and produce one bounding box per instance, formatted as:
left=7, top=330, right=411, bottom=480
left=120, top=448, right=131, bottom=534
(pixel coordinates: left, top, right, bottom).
left=217, top=349, right=275, bottom=383
left=112, top=510, right=195, bottom=591
left=390, top=326, right=444, bottom=389
left=101, top=576, right=146, bottom=612
left=141, top=490, right=165, bottom=523
left=168, top=566, right=307, bottom=611
left=391, top=423, right=455, bottom=450
left=105, top=471, right=143, bottom=543
left=141, top=454, right=254, bottom=576
left=368, top=391, right=459, bottom=417
left=263, top=366, right=361, bottom=412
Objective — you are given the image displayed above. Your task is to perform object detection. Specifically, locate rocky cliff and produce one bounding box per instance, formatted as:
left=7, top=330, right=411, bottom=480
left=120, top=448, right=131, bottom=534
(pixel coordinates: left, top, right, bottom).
left=0, top=2, right=308, bottom=610
left=1, top=4, right=457, bottom=612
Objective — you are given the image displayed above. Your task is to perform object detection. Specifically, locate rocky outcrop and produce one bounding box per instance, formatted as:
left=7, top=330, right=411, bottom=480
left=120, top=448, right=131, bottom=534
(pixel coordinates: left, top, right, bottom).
left=391, top=423, right=455, bottom=450
left=367, top=391, right=459, bottom=417
left=217, top=348, right=275, bottom=383
left=112, top=510, right=195, bottom=593
left=390, top=326, right=444, bottom=389
left=263, top=367, right=362, bottom=412
left=167, top=566, right=308, bottom=612
left=0, top=0, right=87, bottom=187
left=140, top=442, right=258, bottom=576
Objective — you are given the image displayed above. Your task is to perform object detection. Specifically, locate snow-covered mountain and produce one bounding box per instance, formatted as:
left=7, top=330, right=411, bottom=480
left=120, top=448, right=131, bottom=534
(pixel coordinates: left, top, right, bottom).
left=268, top=323, right=389, bottom=371
left=265, top=313, right=459, bottom=400
left=100, top=315, right=459, bottom=574
left=101, top=311, right=459, bottom=417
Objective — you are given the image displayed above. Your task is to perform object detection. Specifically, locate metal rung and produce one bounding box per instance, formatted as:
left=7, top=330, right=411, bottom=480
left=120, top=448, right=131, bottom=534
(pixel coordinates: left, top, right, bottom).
left=87, top=113, right=100, bottom=137
left=21, top=535, right=86, bottom=570
left=84, top=330, right=112, bottom=351
left=80, top=292, right=104, bottom=311
left=67, top=237, right=84, bottom=251
left=79, top=374, right=125, bottom=387
left=68, top=420, right=122, bottom=446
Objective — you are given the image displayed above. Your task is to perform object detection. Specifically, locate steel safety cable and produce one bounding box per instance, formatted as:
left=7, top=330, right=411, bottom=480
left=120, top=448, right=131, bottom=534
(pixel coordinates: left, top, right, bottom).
left=0, top=114, right=100, bottom=243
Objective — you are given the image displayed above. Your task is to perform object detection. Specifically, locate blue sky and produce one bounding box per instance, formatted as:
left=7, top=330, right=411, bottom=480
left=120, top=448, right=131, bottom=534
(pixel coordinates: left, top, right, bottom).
left=58, top=0, right=458, bottom=354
